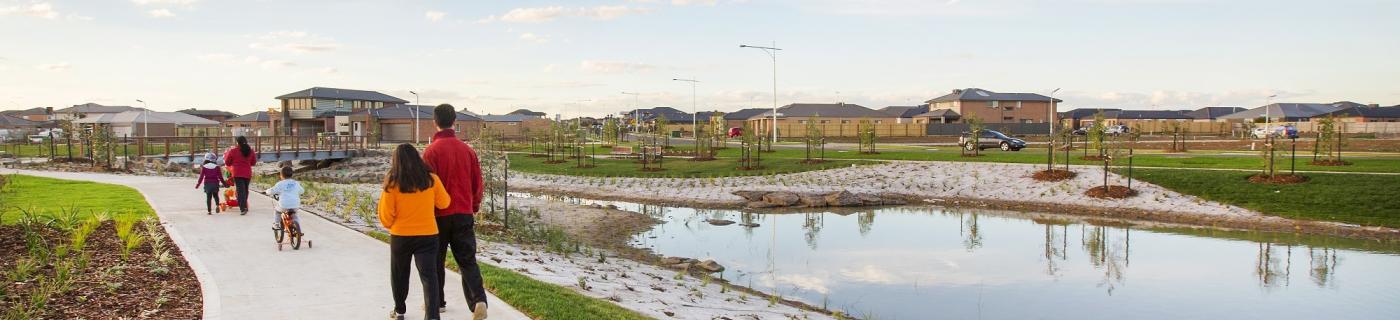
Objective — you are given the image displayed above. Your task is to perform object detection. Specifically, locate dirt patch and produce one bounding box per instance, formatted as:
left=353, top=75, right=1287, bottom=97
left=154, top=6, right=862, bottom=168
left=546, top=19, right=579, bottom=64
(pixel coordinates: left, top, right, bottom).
left=1085, top=185, right=1138, bottom=199
left=1247, top=174, right=1309, bottom=184
left=1032, top=169, right=1078, bottom=182
left=0, top=221, right=202, bottom=319
left=1080, top=155, right=1108, bottom=161
left=1309, top=160, right=1351, bottom=166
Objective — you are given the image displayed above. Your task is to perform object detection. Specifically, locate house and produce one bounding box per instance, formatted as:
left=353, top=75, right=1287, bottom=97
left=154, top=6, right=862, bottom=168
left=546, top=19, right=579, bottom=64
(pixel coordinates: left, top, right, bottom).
left=1318, top=105, right=1400, bottom=122
left=911, top=109, right=961, bottom=124
left=879, top=105, right=930, bottom=123
left=350, top=105, right=483, bottom=142
left=177, top=108, right=240, bottom=123
left=275, top=87, right=409, bottom=136
left=747, top=103, right=898, bottom=137
left=925, top=88, right=1061, bottom=124
left=722, top=108, right=769, bottom=129
left=620, top=107, right=691, bottom=123
left=1059, top=108, right=1119, bottom=129
left=224, top=111, right=281, bottom=136
left=506, top=109, right=547, bottom=118
left=53, top=103, right=139, bottom=121
left=0, top=115, right=42, bottom=141
left=1, top=107, right=53, bottom=122
left=71, top=110, right=219, bottom=137
left=1217, top=102, right=1358, bottom=122
left=1185, top=107, right=1248, bottom=122
left=482, top=114, right=553, bottom=138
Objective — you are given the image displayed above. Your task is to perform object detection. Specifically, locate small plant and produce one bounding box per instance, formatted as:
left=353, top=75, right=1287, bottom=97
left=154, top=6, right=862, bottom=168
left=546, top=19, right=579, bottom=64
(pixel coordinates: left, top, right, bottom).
left=577, top=276, right=590, bottom=290
left=121, top=233, right=147, bottom=261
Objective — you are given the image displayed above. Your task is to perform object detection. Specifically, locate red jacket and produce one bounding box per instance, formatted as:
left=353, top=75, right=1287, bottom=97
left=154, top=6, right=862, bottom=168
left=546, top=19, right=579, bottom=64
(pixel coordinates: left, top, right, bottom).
left=422, top=129, right=484, bottom=216
left=222, top=146, right=257, bottom=179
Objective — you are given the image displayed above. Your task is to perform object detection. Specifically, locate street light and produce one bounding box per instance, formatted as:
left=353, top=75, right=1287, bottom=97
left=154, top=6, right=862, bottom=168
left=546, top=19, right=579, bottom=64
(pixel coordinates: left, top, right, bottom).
left=136, top=99, right=148, bottom=137
left=740, top=42, right=783, bottom=146
left=1047, top=88, right=1060, bottom=171
left=672, top=77, right=699, bottom=138
left=621, top=91, right=641, bottom=133
left=409, top=91, right=420, bottom=145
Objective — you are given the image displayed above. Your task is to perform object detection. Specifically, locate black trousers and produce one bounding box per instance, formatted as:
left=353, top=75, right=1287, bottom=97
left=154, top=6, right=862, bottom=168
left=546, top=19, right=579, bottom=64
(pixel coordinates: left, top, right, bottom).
left=435, top=214, right=487, bottom=310
left=203, top=184, right=220, bottom=212
left=391, top=235, right=441, bottom=319
left=233, top=177, right=250, bottom=212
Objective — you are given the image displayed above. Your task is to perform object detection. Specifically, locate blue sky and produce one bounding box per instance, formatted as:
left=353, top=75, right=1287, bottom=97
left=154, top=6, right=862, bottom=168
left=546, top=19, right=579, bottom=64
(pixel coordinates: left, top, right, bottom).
left=2, top=0, right=1397, bottom=117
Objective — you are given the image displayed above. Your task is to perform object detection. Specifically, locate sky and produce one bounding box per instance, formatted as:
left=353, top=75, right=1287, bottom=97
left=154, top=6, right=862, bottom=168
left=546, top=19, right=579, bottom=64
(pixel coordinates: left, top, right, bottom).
left=1, top=0, right=1397, bottom=117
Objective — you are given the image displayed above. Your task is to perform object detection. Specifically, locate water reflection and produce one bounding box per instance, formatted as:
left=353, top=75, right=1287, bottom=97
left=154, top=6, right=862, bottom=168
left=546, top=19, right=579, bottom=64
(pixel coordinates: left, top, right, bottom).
left=511, top=192, right=1400, bottom=319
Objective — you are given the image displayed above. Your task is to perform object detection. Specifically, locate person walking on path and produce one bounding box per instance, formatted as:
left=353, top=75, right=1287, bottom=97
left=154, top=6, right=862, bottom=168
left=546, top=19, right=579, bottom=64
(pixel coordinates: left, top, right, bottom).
left=421, top=104, right=488, bottom=319
left=378, top=143, right=452, bottom=320
left=222, top=136, right=257, bottom=215
left=194, top=153, right=227, bottom=215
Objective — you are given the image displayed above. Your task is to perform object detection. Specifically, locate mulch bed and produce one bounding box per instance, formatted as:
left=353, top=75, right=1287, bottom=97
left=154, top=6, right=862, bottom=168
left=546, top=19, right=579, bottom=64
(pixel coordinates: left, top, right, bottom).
left=1084, top=185, right=1138, bottom=199
left=1309, top=160, right=1351, bottom=166
left=1247, top=174, right=1309, bottom=184
left=1032, top=169, right=1078, bottom=182
left=0, top=222, right=202, bottom=319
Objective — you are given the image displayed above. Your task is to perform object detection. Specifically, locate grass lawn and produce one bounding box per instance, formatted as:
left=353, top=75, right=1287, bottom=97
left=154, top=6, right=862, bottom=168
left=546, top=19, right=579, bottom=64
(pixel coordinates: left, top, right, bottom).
left=0, top=174, right=155, bottom=223
left=1128, top=168, right=1400, bottom=228
left=365, top=231, right=651, bottom=320
left=508, top=153, right=871, bottom=178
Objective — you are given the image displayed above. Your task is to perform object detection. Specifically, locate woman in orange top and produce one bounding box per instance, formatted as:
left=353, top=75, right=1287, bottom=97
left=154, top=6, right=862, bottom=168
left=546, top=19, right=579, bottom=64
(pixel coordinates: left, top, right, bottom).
left=378, top=143, right=451, bottom=320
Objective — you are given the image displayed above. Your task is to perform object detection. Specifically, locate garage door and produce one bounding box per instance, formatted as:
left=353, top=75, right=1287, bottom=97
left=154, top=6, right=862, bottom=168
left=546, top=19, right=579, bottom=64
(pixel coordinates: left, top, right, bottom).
left=382, top=124, right=412, bottom=142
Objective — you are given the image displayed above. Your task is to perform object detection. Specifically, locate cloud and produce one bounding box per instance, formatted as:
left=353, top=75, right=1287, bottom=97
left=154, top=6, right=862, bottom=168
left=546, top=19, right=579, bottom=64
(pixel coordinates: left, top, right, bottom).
left=258, top=59, right=295, bottom=69
left=580, top=60, right=656, bottom=74
left=670, top=0, right=718, bottom=6
left=199, top=53, right=297, bottom=70
left=148, top=8, right=175, bottom=17
left=425, top=10, right=445, bottom=22
left=799, top=0, right=1024, bottom=17
left=35, top=62, right=71, bottom=71
left=319, top=67, right=338, bottom=74
left=838, top=265, right=898, bottom=284
left=1, top=2, right=59, bottom=19
left=130, top=0, right=197, bottom=5
left=480, top=5, right=651, bottom=23
left=197, top=53, right=237, bottom=62
left=541, top=64, right=559, bottom=73
left=1065, top=89, right=1307, bottom=109
left=519, top=32, right=548, bottom=44
left=248, top=31, right=341, bottom=53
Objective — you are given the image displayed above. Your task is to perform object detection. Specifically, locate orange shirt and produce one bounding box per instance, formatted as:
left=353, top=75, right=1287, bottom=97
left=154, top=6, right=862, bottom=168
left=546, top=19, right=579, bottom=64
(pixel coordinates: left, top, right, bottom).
left=377, top=174, right=451, bottom=236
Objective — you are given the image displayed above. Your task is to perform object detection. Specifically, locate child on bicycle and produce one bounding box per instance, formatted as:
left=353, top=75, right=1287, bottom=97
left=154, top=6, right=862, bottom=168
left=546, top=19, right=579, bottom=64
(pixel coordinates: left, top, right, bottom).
left=264, top=166, right=305, bottom=232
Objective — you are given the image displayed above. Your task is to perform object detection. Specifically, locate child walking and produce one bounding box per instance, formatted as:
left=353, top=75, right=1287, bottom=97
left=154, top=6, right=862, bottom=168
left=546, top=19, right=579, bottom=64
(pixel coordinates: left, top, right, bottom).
left=194, top=153, right=227, bottom=215
left=378, top=144, right=450, bottom=320
left=265, top=166, right=305, bottom=231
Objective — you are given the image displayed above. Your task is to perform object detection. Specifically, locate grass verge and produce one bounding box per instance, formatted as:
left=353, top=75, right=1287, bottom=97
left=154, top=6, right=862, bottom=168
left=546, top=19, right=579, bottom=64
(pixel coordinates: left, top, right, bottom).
left=0, top=174, right=154, bottom=223
left=508, top=153, right=870, bottom=178
left=711, top=147, right=1400, bottom=173
left=1128, top=168, right=1400, bottom=228
left=365, top=231, right=651, bottom=320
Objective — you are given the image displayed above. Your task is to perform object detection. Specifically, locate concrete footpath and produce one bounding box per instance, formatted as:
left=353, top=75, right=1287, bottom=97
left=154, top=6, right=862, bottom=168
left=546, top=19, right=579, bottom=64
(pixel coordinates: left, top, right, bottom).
left=5, top=169, right=530, bottom=320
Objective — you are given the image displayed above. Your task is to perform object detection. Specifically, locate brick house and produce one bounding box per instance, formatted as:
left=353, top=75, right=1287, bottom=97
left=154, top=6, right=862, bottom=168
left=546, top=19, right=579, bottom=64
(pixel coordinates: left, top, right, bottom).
left=275, top=87, right=408, bottom=136
left=924, top=88, right=1060, bottom=124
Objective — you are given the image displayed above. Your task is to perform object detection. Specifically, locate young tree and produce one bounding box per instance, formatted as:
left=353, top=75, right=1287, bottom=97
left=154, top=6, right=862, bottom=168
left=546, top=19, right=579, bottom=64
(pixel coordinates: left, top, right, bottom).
left=803, top=115, right=821, bottom=163
left=965, top=117, right=985, bottom=157
left=1086, top=111, right=1106, bottom=160
left=857, top=118, right=878, bottom=154
left=710, top=112, right=728, bottom=149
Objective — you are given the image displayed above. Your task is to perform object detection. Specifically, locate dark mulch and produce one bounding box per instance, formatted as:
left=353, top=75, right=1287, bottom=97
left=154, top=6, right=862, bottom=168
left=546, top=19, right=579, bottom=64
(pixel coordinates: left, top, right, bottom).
left=1309, top=160, right=1351, bottom=166
left=1032, top=169, right=1078, bottom=182
left=1247, top=174, right=1309, bottom=185
left=1085, top=185, right=1138, bottom=199
left=0, top=221, right=202, bottom=319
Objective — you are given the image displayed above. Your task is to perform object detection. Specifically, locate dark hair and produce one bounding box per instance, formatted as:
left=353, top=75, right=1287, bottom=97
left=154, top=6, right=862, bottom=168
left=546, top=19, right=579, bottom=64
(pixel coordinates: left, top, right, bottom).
left=383, top=144, right=434, bottom=193
left=280, top=166, right=294, bottom=179
left=236, top=136, right=252, bottom=157
left=433, top=104, right=456, bottom=129
left=203, top=160, right=213, bottom=165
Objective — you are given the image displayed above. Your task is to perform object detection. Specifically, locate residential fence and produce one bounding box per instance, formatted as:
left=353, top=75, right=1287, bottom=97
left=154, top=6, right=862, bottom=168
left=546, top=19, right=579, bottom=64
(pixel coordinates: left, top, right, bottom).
left=765, top=123, right=928, bottom=138
left=925, top=123, right=1050, bottom=136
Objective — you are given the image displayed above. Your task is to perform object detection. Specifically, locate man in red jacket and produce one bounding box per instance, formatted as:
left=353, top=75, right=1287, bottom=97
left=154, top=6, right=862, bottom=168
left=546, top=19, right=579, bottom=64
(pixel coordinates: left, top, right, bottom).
left=421, top=104, right=488, bottom=320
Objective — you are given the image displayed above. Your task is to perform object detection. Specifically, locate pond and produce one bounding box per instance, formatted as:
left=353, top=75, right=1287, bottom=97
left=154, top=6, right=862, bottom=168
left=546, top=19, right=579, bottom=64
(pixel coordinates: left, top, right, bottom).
left=519, top=193, right=1400, bottom=319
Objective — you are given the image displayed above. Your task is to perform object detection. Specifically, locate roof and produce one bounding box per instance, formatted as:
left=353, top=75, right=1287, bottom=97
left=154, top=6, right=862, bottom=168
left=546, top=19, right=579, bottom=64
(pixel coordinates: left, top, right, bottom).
left=724, top=108, right=769, bottom=120
left=880, top=105, right=930, bottom=118
left=480, top=114, right=539, bottom=122
left=1114, top=110, right=1194, bottom=120
left=274, top=87, right=409, bottom=104
left=927, top=88, right=1062, bottom=103
left=355, top=105, right=483, bottom=121
left=0, top=114, right=40, bottom=127
left=506, top=109, right=546, bottom=117
left=1186, top=107, right=1248, bottom=120
left=71, top=110, right=220, bottom=125
left=2, top=107, right=50, bottom=116
left=227, top=111, right=271, bottom=122
left=1218, top=102, right=1353, bottom=120
left=1323, top=106, right=1400, bottom=118
left=912, top=109, right=961, bottom=118
left=177, top=108, right=239, bottom=118
left=1060, top=108, right=1120, bottom=120
left=622, top=107, right=690, bottom=122
left=56, top=103, right=138, bottom=114
left=754, top=103, right=891, bottom=119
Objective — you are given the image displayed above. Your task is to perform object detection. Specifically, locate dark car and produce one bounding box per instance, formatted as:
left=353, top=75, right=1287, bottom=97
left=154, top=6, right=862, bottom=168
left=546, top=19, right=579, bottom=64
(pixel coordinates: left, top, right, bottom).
left=960, top=130, right=1026, bottom=151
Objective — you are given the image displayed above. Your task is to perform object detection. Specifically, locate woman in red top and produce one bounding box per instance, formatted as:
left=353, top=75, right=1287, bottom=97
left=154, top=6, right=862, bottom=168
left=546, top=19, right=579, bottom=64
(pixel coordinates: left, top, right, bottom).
left=223, top=135, right=257, bottom=215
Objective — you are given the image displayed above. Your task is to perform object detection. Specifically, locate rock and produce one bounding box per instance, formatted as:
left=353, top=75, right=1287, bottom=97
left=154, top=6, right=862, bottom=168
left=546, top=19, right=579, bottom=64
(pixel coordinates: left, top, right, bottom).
left=824, top=191, right=862, bottom=207
left=659, top=256, right=693, bottom=265
left=666, top=262, right=692, bottom=270
left=798, top=193, right=828, bottom=207
left=746, top=201, right=779, bottom=209
left=695, top=260, right=725, bottom=273
left=761, top=192, right=800, bottom=207
left=731, top=190, right=770, bottom=202
left=706, top=219, right=736, bottom=226
left=737, top=222, right=760, bottom=228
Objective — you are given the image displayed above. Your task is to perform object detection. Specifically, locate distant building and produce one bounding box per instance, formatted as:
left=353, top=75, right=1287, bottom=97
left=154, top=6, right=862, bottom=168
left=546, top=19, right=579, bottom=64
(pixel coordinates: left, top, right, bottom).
left=721, top=108, right=769, bottom=129
left=224, top=111, right=280, bottom=136
left=53, top=103, right=139, bottom=121
left=350, top=105, right=483, bottom=142
left=879, top=105, right=929, bottom=123
left=71, top=110, right=219, bottom=137
left=1218, top=102, right=1360, bottom=122
left=275, top=87, right=409, bottom=136
left=1185, top=107, right=1249, bottom=122
left=1059, top=108, right=1194, bottom=128
left=1318, top=104, right=1400, bottom=123
left=0, top=115, right=42, bottom=141
left=177, top=108, right=240, bottom=123
left=1, top=107, right=53, bottom=122
left=748, top=103, right=896, bottom=128
left=925, top=88, right=1061, bottom=124
left=506, top=109, right=547, bottom=118
left=481, top=114, right=553, bottom=138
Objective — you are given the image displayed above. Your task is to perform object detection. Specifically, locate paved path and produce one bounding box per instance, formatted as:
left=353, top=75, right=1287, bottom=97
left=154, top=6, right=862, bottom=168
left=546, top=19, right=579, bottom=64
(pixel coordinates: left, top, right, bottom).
left=5, top=169, right=530, bottom=320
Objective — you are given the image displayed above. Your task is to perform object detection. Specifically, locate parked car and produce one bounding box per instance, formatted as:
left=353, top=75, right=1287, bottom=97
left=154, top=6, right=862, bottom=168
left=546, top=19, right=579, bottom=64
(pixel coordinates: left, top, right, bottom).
left=1071, top=128, right=1088, bottom=136
left=1252, top=124, right=1299, bottom=139
left=28, top=135, right=48, bottom=144
left=960, top=130, right=1026, bottom=151
left=1104, top=125, right=1130, bottom=135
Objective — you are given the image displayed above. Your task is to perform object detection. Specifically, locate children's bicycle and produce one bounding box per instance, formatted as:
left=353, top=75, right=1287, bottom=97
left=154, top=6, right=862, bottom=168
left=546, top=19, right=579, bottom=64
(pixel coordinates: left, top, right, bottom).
left=273, top=209, right=312, bottom=251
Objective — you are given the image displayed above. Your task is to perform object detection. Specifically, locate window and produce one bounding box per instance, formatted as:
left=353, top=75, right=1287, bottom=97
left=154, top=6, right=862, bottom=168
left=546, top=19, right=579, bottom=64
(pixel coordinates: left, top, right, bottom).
left=798, top=120, right=808, bottom=124
left=1003, top=117, right=1014, bottom=122
left=874, top=120, right=883, bottom=124
left=820, top=120, right=830, bottom=124
left=841, top=120, right=851, bottom=124
left=988, top=101, right=998, bottom=108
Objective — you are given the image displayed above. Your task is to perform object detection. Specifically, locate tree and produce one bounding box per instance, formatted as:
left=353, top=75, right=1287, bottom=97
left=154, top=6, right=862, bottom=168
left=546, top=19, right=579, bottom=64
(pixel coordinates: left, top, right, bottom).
left=802, top=115, right=824, bottom=163
left=602, top=117, right=620, bottom=146
left=710, top=112, right=728, bottom=148
left=1085, top=111, right=1106, bottom=159
left=965, top=117, right=985, bottom=157
left=857, top=118, right=878, bottom=154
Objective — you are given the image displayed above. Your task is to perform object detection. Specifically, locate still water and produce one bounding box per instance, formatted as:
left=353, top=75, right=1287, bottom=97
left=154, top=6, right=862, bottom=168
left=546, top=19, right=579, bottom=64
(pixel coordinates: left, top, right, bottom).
left=523, top=193, right=1400, bottom=319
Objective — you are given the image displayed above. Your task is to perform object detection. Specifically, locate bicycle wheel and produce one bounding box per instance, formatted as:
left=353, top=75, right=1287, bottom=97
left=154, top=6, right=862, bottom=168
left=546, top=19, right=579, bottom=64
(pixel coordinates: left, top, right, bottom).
left=289, top=221, right=302, bottom=250
left=273, top=219, right=285, bottom=244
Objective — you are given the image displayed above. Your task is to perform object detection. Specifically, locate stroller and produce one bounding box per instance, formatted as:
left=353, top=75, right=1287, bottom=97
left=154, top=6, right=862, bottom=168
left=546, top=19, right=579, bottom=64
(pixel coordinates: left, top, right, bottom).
left=220, top=166, right=238, bottom=211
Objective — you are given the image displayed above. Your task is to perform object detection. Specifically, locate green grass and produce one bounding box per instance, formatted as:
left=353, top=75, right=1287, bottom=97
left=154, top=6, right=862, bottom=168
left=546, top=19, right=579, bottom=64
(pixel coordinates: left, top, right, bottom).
left=0, top=174, right=155, bottom=223
left=0, top=142, right=194, bottom=158
left=1128, top=168, right=1400, bottom=228
left=508, top=153, right=871, bottom=178
left=365, top=231, right=651, bottom=320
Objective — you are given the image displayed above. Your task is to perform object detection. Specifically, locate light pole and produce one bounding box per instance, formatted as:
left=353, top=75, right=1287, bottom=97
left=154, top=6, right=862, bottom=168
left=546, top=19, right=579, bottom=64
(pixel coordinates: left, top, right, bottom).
left=1047, top=88, right=1060, bottom=171
left=136, top=99, right=148, bottom=137
left=621, top=91, right=641, bottom=133
left=409, top=91, right=420, bottom=145
left=672, top=77, right=699, bottom=137
left=740, top=42, right=783, bottom=146
left=1265, top=94, right=1277, bottom=125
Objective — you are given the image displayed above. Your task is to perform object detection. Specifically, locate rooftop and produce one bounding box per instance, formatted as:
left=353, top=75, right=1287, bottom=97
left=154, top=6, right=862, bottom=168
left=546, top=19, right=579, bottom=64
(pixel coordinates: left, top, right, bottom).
left=927, top=88, right=1062, bottom=103
left=274, top=87, right=409, bottom=104
left=754, top=103, right=890, bottom=119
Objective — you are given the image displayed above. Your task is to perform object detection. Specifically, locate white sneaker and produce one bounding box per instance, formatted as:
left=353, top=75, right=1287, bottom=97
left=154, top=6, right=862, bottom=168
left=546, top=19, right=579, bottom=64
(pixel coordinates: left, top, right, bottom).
left=472, top=302, right=488, bottom=320
left=388, top=311, right=404, bottom=320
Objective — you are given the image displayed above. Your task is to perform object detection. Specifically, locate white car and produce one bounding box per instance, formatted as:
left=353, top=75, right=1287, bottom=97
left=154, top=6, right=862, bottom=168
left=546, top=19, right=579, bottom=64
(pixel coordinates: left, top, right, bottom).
left=1251, top=125, right=1299, bottom=139
left=1103, top=125, right=1130, bottom=135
